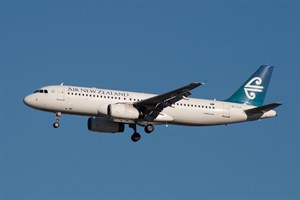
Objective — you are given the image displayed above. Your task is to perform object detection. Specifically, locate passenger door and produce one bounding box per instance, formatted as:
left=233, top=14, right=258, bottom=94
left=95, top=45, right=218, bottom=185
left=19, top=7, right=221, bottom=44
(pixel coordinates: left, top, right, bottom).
left=57, top=86, right=65, bottom=101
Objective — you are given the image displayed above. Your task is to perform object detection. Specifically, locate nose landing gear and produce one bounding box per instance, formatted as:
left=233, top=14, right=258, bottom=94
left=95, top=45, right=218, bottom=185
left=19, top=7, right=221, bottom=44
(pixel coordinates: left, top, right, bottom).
left=53, top=112, right=61, bottom=128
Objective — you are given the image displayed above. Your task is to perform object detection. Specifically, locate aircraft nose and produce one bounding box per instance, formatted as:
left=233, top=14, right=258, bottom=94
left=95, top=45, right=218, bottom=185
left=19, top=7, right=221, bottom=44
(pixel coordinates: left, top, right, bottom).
left=23, top=95, right=35, bottom=107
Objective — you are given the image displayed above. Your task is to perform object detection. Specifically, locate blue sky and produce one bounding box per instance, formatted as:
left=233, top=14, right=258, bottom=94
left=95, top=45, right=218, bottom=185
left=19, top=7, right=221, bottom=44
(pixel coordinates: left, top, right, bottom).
left=1, top=0, right=299, bottom=199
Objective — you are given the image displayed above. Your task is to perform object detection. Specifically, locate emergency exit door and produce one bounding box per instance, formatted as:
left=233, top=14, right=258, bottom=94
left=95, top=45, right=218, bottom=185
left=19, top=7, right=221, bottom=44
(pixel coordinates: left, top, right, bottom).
left=222, top=103, right=230, bottom=118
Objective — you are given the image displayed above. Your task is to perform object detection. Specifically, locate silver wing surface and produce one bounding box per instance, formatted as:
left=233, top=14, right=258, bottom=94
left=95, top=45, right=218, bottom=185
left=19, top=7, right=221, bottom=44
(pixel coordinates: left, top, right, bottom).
left=134, top=82, right=202, bottom=121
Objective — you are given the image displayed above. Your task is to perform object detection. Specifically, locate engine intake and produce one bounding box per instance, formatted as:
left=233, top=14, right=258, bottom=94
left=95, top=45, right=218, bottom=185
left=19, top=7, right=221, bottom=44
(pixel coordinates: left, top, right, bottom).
left=87, top=117, right=125, bottom=133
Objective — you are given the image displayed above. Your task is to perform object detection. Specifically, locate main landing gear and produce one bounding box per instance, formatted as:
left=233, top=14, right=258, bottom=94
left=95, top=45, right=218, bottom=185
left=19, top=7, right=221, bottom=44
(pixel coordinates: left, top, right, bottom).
left=129, top=124, right=154, bottom=142
left=53, top=112, right=61, bottom=128
left=129, top=124, right=141, bottom=142
left=145, top=124, right=154, bottom=134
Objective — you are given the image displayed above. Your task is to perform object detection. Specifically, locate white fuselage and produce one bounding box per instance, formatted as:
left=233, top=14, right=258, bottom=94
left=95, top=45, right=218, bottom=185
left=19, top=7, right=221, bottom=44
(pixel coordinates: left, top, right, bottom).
left=23, top=85, right=277, bottom=126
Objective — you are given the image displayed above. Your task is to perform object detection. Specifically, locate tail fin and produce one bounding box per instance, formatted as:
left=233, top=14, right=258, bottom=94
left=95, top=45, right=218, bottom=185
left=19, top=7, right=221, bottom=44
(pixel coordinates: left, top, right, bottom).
left=225, top=65, right=274, bottom=106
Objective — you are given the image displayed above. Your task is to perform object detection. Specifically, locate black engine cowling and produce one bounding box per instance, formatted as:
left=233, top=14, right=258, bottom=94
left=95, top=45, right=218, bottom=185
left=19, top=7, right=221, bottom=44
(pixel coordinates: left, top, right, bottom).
left=87, top=117, right=125, bottom=133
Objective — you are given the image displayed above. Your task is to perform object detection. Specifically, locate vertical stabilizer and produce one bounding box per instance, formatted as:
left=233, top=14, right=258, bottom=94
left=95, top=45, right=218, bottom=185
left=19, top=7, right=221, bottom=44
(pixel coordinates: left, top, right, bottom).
left=225, top=65, right=274, bottom=106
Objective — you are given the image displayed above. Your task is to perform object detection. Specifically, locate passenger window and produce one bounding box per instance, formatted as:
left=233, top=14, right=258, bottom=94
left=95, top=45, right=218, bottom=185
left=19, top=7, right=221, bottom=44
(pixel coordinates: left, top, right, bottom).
left=44, top=90, right=48, bottom=93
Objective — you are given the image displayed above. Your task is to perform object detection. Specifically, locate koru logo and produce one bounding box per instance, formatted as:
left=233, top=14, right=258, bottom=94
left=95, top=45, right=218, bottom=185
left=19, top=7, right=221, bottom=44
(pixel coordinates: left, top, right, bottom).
left=244, top=77, right=264, bottom=100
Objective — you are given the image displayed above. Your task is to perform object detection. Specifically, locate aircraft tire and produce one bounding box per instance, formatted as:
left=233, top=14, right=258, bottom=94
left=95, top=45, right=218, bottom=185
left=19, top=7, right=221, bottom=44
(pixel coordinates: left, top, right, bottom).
left=145, top=124, right=154, bottom=134
left=53, top=122, right=60, bottom=128
left=131, top=132, right=141, bottom=142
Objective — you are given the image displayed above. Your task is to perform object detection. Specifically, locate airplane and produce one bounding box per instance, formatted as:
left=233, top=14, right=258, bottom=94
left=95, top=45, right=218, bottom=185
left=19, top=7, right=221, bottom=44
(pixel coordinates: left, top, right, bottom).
left=23, top=65, right=282, bottom=142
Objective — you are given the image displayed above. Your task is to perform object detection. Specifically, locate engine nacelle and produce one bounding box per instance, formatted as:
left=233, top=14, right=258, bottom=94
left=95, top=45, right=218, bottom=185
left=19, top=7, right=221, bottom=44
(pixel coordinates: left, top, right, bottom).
left=87, top=117, right=125, bottom=133
left=97, top=104, right=109, bottom=116
left=108, top=104, right=140, bottom=119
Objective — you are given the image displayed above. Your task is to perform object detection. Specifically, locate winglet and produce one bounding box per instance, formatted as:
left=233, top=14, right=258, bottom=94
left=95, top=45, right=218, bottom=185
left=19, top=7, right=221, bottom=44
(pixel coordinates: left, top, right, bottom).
left=200, top=80, right=207, bottom=86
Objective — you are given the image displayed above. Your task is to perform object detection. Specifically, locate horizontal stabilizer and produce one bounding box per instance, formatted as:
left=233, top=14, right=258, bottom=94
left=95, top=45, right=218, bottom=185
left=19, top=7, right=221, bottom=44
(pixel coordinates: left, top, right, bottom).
left=245, top=102, right=282, bottom=114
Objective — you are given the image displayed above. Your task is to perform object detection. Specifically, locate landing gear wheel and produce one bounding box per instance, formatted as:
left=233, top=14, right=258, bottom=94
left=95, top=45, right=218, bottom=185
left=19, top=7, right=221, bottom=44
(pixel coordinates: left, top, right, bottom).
left=145, top=124, right=154, bottom=134
left=131, top=132, right=141, bottom=142
left=53, top=122, right=60, bottom=128
left=53, top=112, right=61, bottom=128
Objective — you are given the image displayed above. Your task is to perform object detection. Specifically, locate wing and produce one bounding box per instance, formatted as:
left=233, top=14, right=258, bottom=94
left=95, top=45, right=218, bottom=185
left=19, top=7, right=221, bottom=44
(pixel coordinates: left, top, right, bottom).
left=134, top=82, right=202, bottom=121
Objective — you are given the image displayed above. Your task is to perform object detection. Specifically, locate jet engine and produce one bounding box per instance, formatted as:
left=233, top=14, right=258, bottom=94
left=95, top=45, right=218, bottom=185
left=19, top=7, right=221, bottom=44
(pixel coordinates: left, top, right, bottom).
left=108, top=103, right=140, bottom=119
left=87, top=117, right=125, bottom=133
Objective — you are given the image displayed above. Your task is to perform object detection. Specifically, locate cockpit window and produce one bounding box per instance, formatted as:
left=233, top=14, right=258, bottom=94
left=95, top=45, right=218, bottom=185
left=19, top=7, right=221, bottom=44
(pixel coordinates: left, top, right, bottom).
left=33, top=89, right=48, bottom=94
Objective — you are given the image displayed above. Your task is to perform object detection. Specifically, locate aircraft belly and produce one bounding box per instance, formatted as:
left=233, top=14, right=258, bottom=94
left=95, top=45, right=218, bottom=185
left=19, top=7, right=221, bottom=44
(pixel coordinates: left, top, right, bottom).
left=163, top=107, right=217, bottom=125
